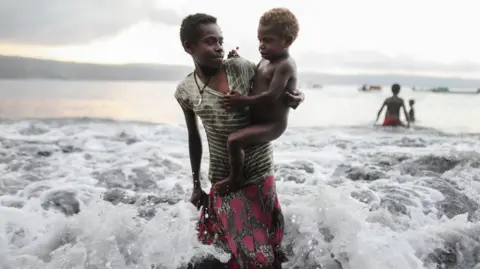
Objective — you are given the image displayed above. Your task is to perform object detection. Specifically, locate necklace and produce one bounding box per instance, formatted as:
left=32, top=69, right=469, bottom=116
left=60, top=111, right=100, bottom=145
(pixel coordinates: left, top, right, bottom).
left=193, top=71, right=212, bottom=106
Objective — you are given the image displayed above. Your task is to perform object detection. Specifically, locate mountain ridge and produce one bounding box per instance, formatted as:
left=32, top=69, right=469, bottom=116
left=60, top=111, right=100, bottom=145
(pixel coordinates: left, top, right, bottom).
left=1, top=55, right=479, bottom=88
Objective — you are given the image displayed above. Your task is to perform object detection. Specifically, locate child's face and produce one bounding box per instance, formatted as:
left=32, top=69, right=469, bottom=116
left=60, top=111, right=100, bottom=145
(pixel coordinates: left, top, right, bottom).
left=185, top=23, right=225, bottom=68
left=257, top=24, right=291, bottom=60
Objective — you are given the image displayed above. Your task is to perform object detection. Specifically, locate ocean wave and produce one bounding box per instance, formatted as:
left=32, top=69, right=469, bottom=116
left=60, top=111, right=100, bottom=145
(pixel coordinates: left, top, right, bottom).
left=1, top=118, right=480, bottom=269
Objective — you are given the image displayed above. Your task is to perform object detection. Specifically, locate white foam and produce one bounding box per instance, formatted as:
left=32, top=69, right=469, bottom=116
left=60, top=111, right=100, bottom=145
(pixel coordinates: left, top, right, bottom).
left=1, top=120, right=480, bottom=268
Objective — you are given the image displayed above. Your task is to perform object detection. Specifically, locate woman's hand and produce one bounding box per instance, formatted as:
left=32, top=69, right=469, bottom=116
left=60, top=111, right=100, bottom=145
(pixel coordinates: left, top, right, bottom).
left=286, top=89, right=305, bottom=109
left=190, top=187, right=207, bottom=210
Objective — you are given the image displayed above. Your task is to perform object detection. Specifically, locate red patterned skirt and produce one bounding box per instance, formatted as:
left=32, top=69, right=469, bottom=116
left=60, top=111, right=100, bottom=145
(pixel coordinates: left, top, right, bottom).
left=197, top=176, right=287, bottom=269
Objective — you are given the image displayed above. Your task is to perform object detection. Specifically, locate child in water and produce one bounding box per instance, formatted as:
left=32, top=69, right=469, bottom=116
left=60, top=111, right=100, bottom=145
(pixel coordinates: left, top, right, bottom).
left=408, top=99, right=415, bottom=123
left=215, top=8, right=300, bottom=195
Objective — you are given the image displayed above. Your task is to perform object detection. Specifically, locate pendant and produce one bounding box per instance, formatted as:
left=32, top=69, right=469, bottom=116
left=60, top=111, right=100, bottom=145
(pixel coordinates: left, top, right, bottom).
left=195, top=96, right=203, bottom=106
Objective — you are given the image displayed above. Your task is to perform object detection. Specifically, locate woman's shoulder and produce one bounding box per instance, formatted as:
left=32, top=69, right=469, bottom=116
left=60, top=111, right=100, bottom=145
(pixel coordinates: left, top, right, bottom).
left=176, top=72, right=195, bottom=91
left=174, top=72, right=195, bottom=106
left=224, top=57, right=256, bottom=76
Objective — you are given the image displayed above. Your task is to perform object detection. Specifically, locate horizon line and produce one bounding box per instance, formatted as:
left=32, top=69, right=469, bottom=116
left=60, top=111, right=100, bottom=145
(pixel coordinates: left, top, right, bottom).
left=1, top=53, right=480, bottom=81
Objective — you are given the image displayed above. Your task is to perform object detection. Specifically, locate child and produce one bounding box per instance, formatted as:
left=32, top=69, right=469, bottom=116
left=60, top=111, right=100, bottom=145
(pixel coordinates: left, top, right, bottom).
left=375, top=83, right=410, bottom=128
left=214, top=8, right=300, bottom=195
left=408, top=99, right=415, bottom=123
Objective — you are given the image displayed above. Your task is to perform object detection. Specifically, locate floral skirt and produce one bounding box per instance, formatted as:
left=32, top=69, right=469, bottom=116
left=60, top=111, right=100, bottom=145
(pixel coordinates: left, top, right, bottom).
left=197, top=176, right=288, bottom=269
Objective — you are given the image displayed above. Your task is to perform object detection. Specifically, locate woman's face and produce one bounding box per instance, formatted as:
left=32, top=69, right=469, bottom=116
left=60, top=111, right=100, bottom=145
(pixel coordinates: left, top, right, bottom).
left=186, top=23, right=225, bottom=68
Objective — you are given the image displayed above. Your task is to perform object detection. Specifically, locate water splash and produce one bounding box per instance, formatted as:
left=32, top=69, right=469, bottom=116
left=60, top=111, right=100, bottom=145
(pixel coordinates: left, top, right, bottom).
left=1, top=119, right=480, bottom=268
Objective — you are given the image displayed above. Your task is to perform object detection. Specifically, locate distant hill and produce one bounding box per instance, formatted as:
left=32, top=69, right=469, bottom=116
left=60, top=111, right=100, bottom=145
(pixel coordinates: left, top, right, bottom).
left=1, top=55, right=479, bottom=88
left=0, top=55, right=192, bottom=81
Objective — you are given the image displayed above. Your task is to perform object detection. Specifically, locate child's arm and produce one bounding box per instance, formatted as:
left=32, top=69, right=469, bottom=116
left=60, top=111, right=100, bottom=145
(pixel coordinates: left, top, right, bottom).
left=244, top=60, right=295, bottom=105
left=224, top=60, right=294, bottom=108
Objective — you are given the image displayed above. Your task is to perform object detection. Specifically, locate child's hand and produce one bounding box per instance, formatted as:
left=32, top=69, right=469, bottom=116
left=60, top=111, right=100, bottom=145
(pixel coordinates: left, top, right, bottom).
left=222, top=92, right=249, bottom=109
left=227, top=49, right=239, bottom=59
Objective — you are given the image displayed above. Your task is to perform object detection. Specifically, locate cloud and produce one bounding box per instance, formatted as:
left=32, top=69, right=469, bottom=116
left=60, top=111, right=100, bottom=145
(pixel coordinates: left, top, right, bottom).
left=0, top=0, right=183, bottom=45
left=233, top=39, right=480, bottom=75
left=295, top=50, right=480, bottom=74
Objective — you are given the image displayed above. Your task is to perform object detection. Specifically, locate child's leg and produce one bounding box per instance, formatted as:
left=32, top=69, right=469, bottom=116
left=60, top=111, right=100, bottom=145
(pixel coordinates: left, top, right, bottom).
left=227, top=123, right=282, bottom=179
left=215, top=123, right=284, bottom=195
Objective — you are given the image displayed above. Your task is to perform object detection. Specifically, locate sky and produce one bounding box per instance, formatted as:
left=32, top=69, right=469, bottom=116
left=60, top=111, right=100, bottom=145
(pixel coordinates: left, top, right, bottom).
left=0, top=0, right=479, bottom=78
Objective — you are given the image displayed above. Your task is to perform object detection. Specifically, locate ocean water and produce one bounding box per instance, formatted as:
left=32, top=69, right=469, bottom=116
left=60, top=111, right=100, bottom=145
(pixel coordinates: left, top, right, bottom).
left=0, top=80, right=480, bottom=269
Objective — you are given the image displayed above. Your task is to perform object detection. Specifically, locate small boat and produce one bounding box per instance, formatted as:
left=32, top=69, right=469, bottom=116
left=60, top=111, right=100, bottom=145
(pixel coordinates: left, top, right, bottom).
left=427, top=87, right=479, bottom=94
left=359, top=84, right=382, bottom=91
left=430, top=87, right=449, bottom=92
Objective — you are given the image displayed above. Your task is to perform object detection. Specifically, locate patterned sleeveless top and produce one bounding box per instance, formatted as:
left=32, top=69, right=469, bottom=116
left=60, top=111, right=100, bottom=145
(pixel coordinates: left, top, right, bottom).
left=174, top=57, right=274, bottom=184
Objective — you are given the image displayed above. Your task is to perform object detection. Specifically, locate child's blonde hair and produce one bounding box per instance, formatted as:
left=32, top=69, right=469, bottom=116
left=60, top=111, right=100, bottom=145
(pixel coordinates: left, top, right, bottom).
left=260, top=8, right=299, bottom=42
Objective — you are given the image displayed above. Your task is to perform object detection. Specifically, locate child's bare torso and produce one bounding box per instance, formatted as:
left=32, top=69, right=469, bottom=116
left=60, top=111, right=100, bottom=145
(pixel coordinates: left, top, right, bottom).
left=385, top=96, right=404, bottom=118
left=409, top=108, right=415, bottom=122
left=249, top=57, right=297, bottom=124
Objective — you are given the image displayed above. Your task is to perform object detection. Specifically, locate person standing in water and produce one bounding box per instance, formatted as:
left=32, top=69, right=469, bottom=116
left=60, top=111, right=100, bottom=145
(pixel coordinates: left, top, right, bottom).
left=214, top=8, right=300, bottom=196
left=408, top=99, right=415, bottom=123
left=174, top=13, right=305, bottom=268
left=375, top=83, right=410, bottom=128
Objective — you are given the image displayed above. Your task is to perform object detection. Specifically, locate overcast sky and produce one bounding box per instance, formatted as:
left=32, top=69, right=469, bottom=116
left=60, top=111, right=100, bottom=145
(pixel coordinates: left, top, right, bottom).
left=0, top=0, right=479, bottom=77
